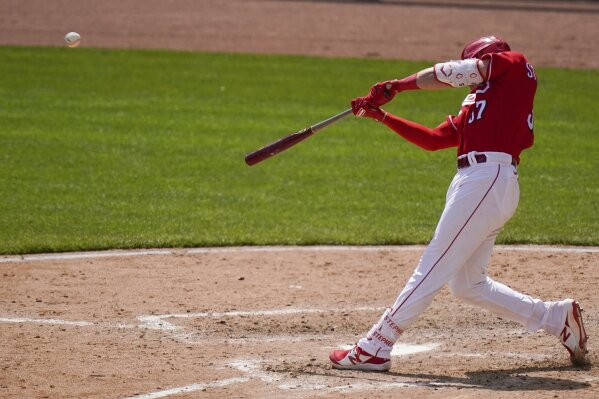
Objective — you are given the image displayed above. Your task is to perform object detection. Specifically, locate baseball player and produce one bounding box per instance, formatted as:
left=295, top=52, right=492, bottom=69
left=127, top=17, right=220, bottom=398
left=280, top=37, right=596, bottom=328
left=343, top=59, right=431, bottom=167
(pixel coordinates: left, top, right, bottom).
left=329, top=36, right=588, bottom=371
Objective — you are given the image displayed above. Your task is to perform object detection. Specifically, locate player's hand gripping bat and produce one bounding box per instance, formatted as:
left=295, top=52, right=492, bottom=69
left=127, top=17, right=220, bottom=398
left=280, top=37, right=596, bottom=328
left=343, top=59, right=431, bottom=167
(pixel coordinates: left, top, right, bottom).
left=245, top=109, right=353, bottom=166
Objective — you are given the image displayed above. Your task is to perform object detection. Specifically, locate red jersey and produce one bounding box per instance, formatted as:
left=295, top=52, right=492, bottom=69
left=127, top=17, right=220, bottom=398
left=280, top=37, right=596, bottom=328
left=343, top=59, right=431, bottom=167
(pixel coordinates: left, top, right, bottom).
left=448, top=51, right=537, bottom=163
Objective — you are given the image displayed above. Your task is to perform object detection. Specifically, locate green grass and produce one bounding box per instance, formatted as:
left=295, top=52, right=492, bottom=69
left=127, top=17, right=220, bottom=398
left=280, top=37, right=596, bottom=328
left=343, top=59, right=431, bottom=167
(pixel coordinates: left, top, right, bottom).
left=0, top=46, right=598, bottom=254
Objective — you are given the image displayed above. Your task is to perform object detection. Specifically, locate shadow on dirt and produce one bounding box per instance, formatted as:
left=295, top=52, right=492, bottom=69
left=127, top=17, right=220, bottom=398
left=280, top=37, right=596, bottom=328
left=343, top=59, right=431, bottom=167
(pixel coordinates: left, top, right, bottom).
left=303, top=364, right=593, bottom=391
left=391, top=364, right=593, bottom=391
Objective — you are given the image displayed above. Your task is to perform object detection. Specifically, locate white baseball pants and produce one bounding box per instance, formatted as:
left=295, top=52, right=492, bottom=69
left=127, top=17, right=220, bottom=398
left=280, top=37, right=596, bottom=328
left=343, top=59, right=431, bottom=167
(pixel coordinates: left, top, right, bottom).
left=359, top=152, right=569, bottom=359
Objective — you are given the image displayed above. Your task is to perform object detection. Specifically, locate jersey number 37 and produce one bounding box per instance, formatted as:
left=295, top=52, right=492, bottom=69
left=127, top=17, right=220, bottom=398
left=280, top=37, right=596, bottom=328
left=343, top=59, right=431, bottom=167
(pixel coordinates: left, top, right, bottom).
left=467, top=100, right=487, bottom=124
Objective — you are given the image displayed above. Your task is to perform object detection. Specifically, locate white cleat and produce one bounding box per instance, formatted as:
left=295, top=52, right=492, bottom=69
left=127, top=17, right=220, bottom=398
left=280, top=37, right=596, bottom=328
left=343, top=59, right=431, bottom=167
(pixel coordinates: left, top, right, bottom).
left=329, top=345, right=391, bottom=371
left=559, top=300, right=589, bottom=366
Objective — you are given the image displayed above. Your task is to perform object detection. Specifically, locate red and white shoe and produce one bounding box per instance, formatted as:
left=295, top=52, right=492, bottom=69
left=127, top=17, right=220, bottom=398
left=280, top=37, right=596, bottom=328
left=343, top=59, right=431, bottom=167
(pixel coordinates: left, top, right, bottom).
left=560, top=300, right=589, bottom=365
left=329, top=345, right=391, bottom=371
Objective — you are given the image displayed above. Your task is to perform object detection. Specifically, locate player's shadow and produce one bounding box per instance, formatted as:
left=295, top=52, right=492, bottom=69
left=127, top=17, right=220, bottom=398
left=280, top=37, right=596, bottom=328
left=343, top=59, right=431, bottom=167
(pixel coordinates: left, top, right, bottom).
left=304, top=364, right=592, bottom=391
left=387, top=364, right=593, bottom=391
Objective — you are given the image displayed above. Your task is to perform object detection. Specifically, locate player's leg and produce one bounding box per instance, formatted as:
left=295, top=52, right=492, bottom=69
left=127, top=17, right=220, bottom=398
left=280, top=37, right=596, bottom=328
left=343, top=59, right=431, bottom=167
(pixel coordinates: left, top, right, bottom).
left=447, top=230, right=567, bottom=335
left=448, top=230, right=588, bottom=364
left=331, top=164, right=517, bottom=369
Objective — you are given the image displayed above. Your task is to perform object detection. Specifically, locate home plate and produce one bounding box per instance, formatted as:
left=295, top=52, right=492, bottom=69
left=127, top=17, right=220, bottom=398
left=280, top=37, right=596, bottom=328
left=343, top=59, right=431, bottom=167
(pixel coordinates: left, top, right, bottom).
left=340, top=343, right=440, bottom=357
left=391, top=342, right=440, bottom=356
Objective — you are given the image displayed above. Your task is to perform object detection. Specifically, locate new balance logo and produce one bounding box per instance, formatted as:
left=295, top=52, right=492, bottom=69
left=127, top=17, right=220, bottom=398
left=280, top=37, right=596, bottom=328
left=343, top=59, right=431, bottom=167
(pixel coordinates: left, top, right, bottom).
left=560, top=326, right=571, bottom=342
left=349, top=353, right=364, bottom=365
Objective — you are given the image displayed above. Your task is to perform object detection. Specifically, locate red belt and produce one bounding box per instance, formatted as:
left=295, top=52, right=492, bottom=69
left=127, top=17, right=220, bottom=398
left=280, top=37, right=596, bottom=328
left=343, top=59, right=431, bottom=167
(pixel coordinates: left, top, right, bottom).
left=457, top=154, right=517, bottom=169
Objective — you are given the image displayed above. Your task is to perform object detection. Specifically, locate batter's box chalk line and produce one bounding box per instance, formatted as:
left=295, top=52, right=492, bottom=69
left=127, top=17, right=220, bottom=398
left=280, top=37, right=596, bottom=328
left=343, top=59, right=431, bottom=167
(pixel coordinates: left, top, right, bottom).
left=121, top=377, right=250, bottom=399
left=0, top=305, right=386, bottom=344
left=134, top=305, right=387, bottom=344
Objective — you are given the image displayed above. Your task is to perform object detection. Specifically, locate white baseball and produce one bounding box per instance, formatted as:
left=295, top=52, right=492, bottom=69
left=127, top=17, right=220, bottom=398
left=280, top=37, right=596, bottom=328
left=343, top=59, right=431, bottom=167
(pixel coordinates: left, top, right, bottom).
left=64, top=32, right=81, bottom=48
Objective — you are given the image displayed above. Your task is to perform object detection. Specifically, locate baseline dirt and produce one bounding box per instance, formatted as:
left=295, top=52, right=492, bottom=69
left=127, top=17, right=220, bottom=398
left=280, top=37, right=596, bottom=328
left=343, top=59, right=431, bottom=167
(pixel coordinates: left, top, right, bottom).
left=1, top=0, right=598, bottom=68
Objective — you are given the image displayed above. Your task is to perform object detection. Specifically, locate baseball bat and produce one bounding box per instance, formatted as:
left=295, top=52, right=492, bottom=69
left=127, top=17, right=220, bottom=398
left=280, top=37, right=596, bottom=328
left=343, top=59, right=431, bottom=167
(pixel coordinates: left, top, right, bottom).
left=245, top=108, right=353, bottom=166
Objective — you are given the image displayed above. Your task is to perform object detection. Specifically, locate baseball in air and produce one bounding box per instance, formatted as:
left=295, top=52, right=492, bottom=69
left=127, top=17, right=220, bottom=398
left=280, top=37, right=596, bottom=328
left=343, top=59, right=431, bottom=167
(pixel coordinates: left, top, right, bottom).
left=64, top=32, right=81, bottom=48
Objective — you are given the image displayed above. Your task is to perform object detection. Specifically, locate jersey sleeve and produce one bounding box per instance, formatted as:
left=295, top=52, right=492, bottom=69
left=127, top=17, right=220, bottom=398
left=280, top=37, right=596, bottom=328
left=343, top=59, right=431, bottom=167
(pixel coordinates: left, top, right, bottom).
left=481, top=51, right=526, bottom=82
left=382, top=113, right=458, bottom=151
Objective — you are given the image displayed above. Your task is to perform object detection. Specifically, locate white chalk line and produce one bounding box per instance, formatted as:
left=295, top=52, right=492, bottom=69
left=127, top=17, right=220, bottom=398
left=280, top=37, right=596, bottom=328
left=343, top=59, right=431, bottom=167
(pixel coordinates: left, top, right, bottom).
left=0, top=305, right=387, bottom=349
left=0, top=317, right=94, bottom=327
left=0, top=316, right=142, bottom=332
left=159, top=305, right=384, bottom=319
left=121, top=377, right=249, bottom=399
left=1, top=244, right=598, bottom=264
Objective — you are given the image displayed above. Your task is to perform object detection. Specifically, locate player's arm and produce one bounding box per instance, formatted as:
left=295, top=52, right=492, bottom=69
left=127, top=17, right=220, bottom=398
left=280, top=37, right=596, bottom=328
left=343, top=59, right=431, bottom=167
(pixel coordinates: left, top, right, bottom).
left=368, top=59, right=491, bottom=106
left=416, top=58, right=491, bottom=89
left=383, top=114, right=458, bottom=151
left=351, top=98, right=458, bottom=151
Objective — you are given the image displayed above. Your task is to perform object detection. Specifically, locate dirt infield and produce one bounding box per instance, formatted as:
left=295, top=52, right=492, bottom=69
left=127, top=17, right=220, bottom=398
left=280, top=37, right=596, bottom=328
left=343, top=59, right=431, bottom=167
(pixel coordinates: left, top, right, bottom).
left=1, top=246, right=598, bottom=398
left=1, top=0, right=599, bottom=68
left=1, top=1, right=598, bottom=398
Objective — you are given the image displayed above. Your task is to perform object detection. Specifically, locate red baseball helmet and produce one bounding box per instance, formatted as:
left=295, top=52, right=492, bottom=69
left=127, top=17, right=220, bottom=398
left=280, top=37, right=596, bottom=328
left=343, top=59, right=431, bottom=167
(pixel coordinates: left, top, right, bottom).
left=461, top=36, right=511, bottom=59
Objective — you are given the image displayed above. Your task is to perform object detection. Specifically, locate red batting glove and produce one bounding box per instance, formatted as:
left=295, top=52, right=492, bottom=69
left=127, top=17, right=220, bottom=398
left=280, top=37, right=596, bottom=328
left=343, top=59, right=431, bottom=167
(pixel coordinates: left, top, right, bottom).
left=368, top=74, right=420, bottom=107
left=351, top=96, right=387, bottom=122
left=368, top=80, right=397, bottom=107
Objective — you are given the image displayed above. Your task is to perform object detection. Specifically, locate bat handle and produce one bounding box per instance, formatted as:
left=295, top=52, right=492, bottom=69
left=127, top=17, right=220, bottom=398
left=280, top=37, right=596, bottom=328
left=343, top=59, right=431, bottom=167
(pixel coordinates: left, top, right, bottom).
left=311, top=108, right=353, bottom=133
